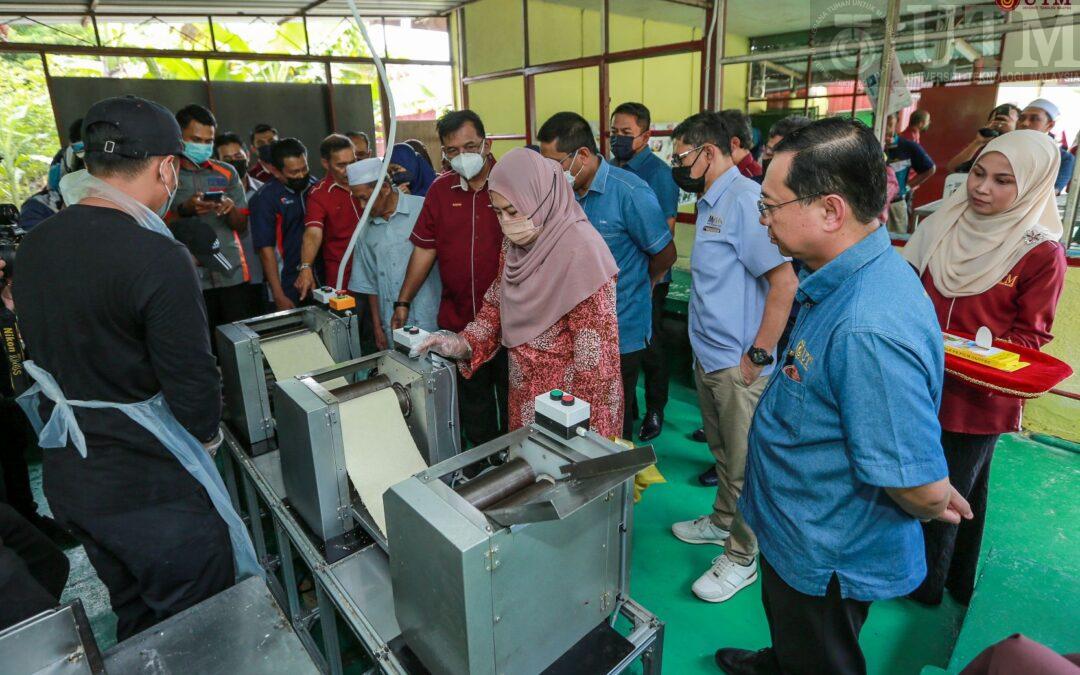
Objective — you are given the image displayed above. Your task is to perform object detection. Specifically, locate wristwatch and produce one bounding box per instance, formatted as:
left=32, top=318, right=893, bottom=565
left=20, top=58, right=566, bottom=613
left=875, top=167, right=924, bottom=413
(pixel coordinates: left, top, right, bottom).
left=297, top=262, right=313, bottom=272
left=747, top=347, right=774, bottom=367
left=393, top=301, right=411, bottom=310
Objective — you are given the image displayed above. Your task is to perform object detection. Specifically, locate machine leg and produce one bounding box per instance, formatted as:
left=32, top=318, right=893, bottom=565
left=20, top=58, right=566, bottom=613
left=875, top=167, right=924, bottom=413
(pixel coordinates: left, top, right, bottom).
left=242, top=473, right=268, bottom=563
left=222, top=452, right=242, bottom=513
left=276, top=521, right=302, bottom=620
left=641, top=623, right=665, bottom=675
left=315, top=583, right=345, bottom=675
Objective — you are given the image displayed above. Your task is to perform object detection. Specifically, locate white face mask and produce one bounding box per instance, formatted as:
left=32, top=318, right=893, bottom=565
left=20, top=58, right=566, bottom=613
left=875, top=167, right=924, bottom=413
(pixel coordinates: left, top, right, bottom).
left=448, top=141, right=487, bottom=180
left=156, top=158, right=178, bottom=219
left=564, top=150, right=584, bottom=187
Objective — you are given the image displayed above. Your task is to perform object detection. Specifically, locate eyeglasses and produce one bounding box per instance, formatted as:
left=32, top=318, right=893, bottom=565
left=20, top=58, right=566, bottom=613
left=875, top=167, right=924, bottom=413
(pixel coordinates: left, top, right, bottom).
left=669, top=144, right=704, bottom=168
left=757, top=193, right=822, bottom=217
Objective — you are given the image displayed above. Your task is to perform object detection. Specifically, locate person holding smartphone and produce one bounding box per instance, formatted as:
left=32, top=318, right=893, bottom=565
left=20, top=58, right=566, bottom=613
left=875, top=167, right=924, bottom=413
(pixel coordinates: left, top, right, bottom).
left=170, top=104, right=252, bottom=337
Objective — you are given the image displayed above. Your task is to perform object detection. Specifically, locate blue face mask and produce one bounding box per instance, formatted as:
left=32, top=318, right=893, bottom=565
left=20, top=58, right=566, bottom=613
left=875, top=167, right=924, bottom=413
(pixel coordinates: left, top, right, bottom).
left=611, top=134, right=637, bottom=162
left=183, top=141, right=213, bottom=165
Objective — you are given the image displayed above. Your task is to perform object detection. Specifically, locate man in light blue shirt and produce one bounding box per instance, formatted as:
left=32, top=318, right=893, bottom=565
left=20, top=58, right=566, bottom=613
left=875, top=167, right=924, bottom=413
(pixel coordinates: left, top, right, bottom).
left=345, top=159, right=440, bottom=350
left=714, top=117, right=969, bottom=675
left=668, top=111, right=798, bottom=605
left=611, top=102, right=682, bottom=443
left=537, top=112, right=676, bottom=441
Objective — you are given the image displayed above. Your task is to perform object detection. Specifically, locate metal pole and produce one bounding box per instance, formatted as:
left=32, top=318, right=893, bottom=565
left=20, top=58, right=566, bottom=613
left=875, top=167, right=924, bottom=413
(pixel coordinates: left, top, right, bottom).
left=40, top=51, right=65, bottom=145
left=208, top=16, right=218, bottom=52
left=325, top=60, right=339, bottom=133
left=872, top=0, right=902, bottom=141
left=90, top=14, right=101, bottom=48
left=851, top=46, right=861, bottom=118
left=203, top=58, right=215, bottom=114
left=713, top=0, right=726, bottom=110
left=1062, top=129, right=1080, bottom=246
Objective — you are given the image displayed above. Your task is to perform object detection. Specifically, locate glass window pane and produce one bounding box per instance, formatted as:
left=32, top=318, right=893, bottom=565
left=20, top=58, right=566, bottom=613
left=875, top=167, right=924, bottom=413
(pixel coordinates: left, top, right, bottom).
left=466, top=76, right=525, bottom=136
left=386, top=64, right=454, bottom=120
left=306, top=17, right=373, bottom=57
left=528, top=0, right=601, bottom=65
left=534, top=67, right=600, bottom=137
left=331, top=63, right=386, bottom=153
left=0, top=53, right=60, bottom=206
left=47, top=54, right=205, bottom=80
left=211, top=17, right=308, bottom=55
left=97, top=16, right=212, bottom=51
left=0, top=15, right=95, bottom=46
left=609, top=0, right=704, bottom=52
left=464, top=0, right=524, bottom=76
left=207, top=59, right=323, bottom=83
left=385, top=17, right=449, bottom=61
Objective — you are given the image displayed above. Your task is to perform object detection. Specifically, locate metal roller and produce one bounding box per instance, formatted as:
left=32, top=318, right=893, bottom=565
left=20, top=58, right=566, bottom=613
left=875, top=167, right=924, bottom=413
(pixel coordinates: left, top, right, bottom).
left=328, top=375, right=412, bottom=418
left=486, top=478, right=554, bottom=510
left=454, top=458, right=536, bottom=510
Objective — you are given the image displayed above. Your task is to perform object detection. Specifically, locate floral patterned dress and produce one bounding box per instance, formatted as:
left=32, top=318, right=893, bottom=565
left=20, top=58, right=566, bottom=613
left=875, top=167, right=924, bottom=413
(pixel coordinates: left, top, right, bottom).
left=460, top=263, right=624, bottom=438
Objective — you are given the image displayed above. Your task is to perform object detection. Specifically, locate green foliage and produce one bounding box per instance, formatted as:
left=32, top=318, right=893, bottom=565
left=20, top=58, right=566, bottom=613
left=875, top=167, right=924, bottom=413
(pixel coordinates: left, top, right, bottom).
left=0, top=55, right=59, bottom=206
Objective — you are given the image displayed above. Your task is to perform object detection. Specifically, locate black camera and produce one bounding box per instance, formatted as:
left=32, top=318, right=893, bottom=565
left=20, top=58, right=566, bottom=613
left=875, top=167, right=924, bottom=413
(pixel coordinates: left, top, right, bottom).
left=977, top=128, right=1002, bottom=139
left=0, top=203, right=24, bottom=285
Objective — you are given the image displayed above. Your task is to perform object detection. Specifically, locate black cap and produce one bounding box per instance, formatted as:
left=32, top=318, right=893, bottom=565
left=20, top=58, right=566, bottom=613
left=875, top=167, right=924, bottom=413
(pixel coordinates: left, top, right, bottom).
left=170, top=217, right=233, bottom=275
left=82, top=95, right=184, bottom=159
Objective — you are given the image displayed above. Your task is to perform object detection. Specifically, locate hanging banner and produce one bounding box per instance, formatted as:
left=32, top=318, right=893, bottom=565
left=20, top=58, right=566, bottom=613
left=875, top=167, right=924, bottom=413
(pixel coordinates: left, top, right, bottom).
left=863, top=51, right=912, bottom=116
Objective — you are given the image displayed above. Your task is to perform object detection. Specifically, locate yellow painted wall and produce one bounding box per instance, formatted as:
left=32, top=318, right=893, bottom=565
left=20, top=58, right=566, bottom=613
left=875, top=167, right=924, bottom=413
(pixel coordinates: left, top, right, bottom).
left=608, top=53, right=701, bottom=127
left=528, top=0, right=602, bottom=64
left=722, top=33, right=749, bottom=111
left=1025, top=266, right=1080, bottom=442
left=534, top=67, right=600, bottom=129
left=464, top=0, right=524, bottom=76
left=467, top=75, right=525, bottom=159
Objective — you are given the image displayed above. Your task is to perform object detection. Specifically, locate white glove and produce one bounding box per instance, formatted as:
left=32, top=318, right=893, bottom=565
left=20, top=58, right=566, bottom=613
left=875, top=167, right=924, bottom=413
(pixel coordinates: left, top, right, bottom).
left=410, top=330, right=472, bottom=360
left=201, top=428, right=224, bottom=457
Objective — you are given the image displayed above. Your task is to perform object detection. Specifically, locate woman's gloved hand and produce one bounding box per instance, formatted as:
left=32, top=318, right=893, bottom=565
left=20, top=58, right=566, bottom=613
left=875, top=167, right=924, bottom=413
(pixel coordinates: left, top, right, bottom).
left=410, top=330, right=472, bottom=360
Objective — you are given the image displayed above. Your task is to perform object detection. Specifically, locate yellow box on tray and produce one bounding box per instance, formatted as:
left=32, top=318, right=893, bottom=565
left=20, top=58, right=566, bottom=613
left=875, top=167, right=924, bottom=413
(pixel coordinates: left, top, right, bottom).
left=943, top=333, right=1029, bottom=372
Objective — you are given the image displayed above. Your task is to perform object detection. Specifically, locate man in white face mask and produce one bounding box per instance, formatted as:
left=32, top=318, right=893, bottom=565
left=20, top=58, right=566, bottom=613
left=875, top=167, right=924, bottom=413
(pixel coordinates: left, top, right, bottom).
left=392, top=109, right=509, bottom=448
left=13, top=95, right=237, bottom=640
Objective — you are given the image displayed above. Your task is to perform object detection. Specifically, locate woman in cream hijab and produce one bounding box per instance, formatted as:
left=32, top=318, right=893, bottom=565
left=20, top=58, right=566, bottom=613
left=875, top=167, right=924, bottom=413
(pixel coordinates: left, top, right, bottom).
left=413, top=147, right=624, bottom=437
left=903, top=129, right=1067, bottom=607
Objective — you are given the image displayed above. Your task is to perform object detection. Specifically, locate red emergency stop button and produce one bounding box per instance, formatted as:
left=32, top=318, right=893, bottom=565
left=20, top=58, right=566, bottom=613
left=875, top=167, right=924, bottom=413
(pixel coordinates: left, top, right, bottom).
left=561, top=394, right=575, bottom=406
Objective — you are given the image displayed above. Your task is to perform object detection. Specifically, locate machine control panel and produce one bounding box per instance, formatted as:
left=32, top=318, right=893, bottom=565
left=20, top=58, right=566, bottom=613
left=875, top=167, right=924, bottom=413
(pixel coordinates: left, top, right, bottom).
left=312, top=286, right=337, bottom=304
left=393, top=326, right=431, bottom=355
left=534, top=389, right=591, bottom=438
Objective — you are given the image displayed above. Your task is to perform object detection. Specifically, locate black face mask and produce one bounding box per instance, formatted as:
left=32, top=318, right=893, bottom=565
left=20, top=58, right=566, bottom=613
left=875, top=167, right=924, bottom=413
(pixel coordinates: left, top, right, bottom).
left=257, top=144, right=273, bottom=163
left=672, top=166, right=705, bottom=194
left=286, top=175, right=311, bottom=192
left=225, top=158, right=248, bottom=178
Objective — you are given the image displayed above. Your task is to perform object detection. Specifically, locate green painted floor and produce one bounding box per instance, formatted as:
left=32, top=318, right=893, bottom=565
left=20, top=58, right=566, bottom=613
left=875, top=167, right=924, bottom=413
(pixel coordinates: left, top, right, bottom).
left=625, top=379, right=1079, bottom=674
left=30, top=375, right=1079, bottom=672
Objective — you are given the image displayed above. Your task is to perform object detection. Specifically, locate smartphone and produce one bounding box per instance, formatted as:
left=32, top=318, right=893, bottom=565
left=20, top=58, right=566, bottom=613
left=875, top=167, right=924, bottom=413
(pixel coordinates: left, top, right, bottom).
left=977, top=128, right=1001, bottom=139
left=203, top=191, right=225, bottom=203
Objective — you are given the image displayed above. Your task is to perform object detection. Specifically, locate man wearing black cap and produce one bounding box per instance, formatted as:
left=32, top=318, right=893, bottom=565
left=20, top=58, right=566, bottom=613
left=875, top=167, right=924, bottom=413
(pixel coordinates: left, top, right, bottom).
left=13, top=95, right=234, bottom=640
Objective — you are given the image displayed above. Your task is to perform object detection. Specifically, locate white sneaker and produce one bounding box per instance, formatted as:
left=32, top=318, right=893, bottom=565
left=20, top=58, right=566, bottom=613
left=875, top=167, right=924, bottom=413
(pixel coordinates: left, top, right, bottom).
left=692, top=555, right=758, bottom=603
left=671, top=516, right=729, bottom=545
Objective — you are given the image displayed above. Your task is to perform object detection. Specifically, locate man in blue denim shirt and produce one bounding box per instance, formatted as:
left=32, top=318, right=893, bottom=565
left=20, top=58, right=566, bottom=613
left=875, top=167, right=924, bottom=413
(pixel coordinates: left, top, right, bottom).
left=610, top=102, right=682, bottom=443
left=538, top=112, right=676, bottom=440
left=714, top=118, right=972, bottom=675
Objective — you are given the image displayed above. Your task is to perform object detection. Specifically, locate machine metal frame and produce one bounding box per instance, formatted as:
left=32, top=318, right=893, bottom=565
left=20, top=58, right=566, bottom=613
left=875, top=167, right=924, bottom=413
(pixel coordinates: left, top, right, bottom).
left=220, top=426, right=665, bottom=675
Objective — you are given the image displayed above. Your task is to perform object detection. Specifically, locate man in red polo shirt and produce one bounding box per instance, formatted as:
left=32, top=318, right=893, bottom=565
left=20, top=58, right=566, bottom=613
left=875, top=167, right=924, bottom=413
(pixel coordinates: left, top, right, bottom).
left=392, top=110, right=508, bottom=447
left=720, top=109, right=763, bottom=181
left=297, top=134, right=360, bottom=297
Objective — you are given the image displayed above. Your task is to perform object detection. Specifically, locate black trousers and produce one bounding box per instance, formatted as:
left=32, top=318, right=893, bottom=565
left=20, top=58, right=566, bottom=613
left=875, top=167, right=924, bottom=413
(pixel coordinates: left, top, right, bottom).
left=640, top=282, right=670, bottom=416
left=0, top=402, right=38, bottom=519
left=910, top=430, right=999, bottom=606
left=620, top=349, right=646, bottom=440
left=0, top=502, right=69, bottom=630
left=51, top=488, right=234, bottom=641
left=761, top=556, right=871, bottom=675
left=204, top=284, right=258, bottom=333
left=458, top=349, right=509, bottom=448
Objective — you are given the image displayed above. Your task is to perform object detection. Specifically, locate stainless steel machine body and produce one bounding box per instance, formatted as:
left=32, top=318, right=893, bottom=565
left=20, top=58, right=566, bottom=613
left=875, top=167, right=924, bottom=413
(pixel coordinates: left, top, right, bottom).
left=274, top=349, right=459, bottom=551
left=216, top=306, right=360, bottom=453
left=385, top=421, right=654, bottom=675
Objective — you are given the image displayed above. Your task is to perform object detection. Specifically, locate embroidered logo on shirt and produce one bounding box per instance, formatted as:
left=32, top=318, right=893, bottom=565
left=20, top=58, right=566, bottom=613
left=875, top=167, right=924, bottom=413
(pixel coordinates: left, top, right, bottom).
left=793, top=340, right=814, bottom=371
left=451, top=202, right=463, bottom=207
left=998, top=274, right=1018, bottom=288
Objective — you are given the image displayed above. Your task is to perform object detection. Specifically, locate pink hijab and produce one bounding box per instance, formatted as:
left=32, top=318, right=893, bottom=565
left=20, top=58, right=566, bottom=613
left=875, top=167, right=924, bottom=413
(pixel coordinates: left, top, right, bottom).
left=488, top=148, right=618, bottom=348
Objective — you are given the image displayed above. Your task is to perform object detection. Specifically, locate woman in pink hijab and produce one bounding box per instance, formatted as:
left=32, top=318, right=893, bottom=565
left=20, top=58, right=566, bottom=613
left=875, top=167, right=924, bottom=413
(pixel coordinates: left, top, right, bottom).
left=413, top=147, right=624, bottom=437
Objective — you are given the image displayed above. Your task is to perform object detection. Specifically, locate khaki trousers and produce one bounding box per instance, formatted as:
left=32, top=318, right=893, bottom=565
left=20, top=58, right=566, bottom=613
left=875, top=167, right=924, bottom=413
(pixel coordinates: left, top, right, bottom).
left=695, top=362, right=765, bottom=566
left=886, top=199, right=910, bottom=235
